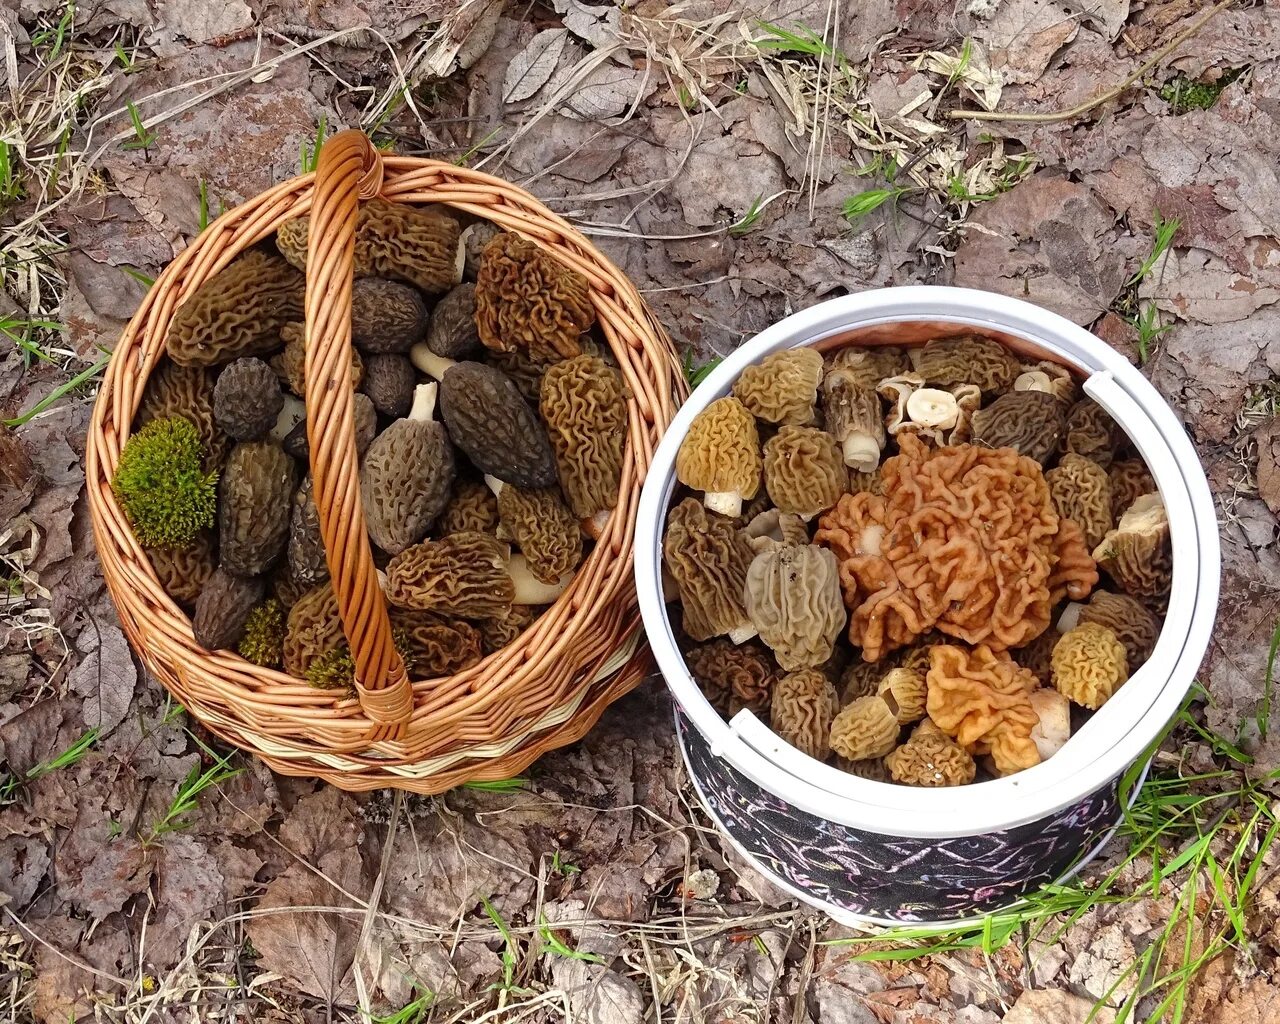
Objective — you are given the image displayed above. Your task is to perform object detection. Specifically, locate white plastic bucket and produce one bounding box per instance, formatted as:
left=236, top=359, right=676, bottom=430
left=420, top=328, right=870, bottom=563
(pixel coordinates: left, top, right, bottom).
left=634, top=287, right=1220, bottom=925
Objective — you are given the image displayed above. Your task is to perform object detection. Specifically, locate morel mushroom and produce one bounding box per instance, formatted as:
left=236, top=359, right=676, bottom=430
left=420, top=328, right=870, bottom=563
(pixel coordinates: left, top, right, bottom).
left=1046, top=453, right=1114, bottom=550
left=361, top=383, right=456, bottom=555
left=926, top=644, right=1040, bottom=775
left=1091, top=493, right=1171, bottom=598
left=477, top=604, right=538, bottom=654
left=675, top=397, right=761, bottom=518
left=274, top=322, right=364, bottom=398
left=489, top=477, right=583, bottom=585
left=909, top=335, right=1021, bottom=394
left=885, top=732, right=976, bottom=787
left=361, top=353, right=416, bottom=418
left=193, top=568, right=265, bottom=651
left=425, top=283, right=482, bottom=359
left=1077, top=590, right=1159, bottom=672
left=1109, top=458, right=1156, bottom=521
left=351, top=278, right=428, bottom=354
left=829, top=695, right=899, bottom=761
left=219, top=442, right=295, bottom=576
left=837, top=756, right=891, bottom=782
left=742, top=508, right=809, bottom=554
left=147, top=531, right=215, bottom=608
left=540, top=355, right=627, bottom=533
left=821, top=362, right=885, bottom=471
left=213, top=357, right=284, bottom=441
left=386, top=532, right=560, bottom=617
left=771, top=669, right=840, bottom=759
left=763, top=426, right=846, bottom=519
left=732, top=348, right=824, bottom=426
left=1028, top=687, right=1071, bottom=760
left=138, top=362, right=226, bottom=469
left=282, top=582, right=345, bottom=677
left=1063, top=399, right=1120, bottom=468
left=288, top=476, right=328, bottom=587
left=877, top=667, right=928, bottom=724
left=389, top=608, right=483, bottom=677
left=1015, top=361, right=1077, bottom=404
left=744, top=544, right=846, bottom=671
left=687, top=637, right=778, bottom=715
left=827, top=346, right=910, bottom=389
left=841, top=657, right=889, bottom=704
left=434, top=361, right=558, bottom=489
left=283, top=392, right=377, bottom=462
left=167, top=250, right=304, bottom=367
left=489, top=347, right=547, bottom=403
left=1011, top=628, right=1058, bottom=685
left=663, top=497, right=754, bottom=643
left=969, top=391, right=1066, bottom=464
left=474, top=232, right=595, bottom=363
left=461, top=221, right=500, bottom=279
left=1052, top=622, right=1129, bottom=709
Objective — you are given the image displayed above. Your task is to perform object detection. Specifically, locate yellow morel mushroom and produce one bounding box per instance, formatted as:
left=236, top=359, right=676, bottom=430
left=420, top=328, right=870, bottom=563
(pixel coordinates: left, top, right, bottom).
left=762, top=425, right=846, bottom=519
left=488, top=476, right=583, bottom=585
left=830, top=695, right=900, bottom=761
left=1109, top=458, right=1157, bottom=521
left=744, top=544, right=846, bottom=671
left=885, top=732, right=976, bottom=787
left=820, top=362, right=885, bottom=471
left=438, top=478, right=500, bottom=536
left=686, top=637, right=778, bottom=714
left=876, top=667, right=928, bottom=724
left=1052, top=622, right=1129, bottom=709
left=771, top=669, right=840, bottom=759
left=732, top=347, right=823, bottom=426
left=909, top=335, right=1021, bottom=394
left=663, top=498, right=755, bottom=643
left=1046, top=453, right=1114, bottom=550
left=675, top=397, right=761, bottom=518
left=1077, top=590, right=1160, bottom=672
left=1063, top=399, right=1120, bottom=468
left=1091, top=493, right=1171, bottom=599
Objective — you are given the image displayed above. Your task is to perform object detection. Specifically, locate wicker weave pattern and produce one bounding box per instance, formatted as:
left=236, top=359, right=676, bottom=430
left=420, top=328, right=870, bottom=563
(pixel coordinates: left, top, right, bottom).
left=86, top=131, right=683, bottom=792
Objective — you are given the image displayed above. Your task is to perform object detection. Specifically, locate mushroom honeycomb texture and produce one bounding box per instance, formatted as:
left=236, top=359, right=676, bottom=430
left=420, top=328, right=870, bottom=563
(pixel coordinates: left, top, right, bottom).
left=885, top=732, right=976, bottom=787
left=837, top=756, right=890, bottom=782
left=477, top=604, right=538, bottom=654
left=1046, top=453, right=1114, bottom=550
left=237, top=598, right=285, bottom=668
left=474, top=232, right=595, bottom=363
left=361, top=354, right=417, bottom=418
left=275, top=322, right=364, bottom=398
left=213, top=358, right=284, bottom=441
left=1077, top=590, right=1160, bottom=672
left=732, top=348, right=824, bottom=426
left=390, top=608, right=483, bottom=677
left=386, top=532, right=514, bottom=619
left=351, top=278, right=429, bottom=354
left=827, top=346, right=910, bottom=389
left=744, top=544, right=846, bottom=671
left=663, top=498, right=754, bottom=642
left=686, top=638, right=777, bottom=715
left=167, top=251, right=305, bottom=368
left=283, top=582, right=345, bottom=677
left=675, top=397, right=761, bottom=514
left=193, top=569, right=265, bottom=652
left=540, top=355, right=628, bottom=521
left=495, top=484, right=582, bottom=585
left=814, top=434, right=1097, bottom=661
left=147, top=531, right=215, bottom=608
left=909, top=336, right=1021, bottom=393
left=488, top=347, right=547, bottom=404
left=742, top=509, right=810, bottom=555
left=138, top=362, right=227, bottom=468
left=829, top=695, right=900, bottom=761
left=1011, top=628, right=1058, bottom=685
left=425, top=283, right=483, bottom=360
left=1091, top=493, right=1171, bottom=599
left=762, top=426, right=846, bottom=518
left=438, top=479, right=500, bottom=536
left=926, top=644, right=1040, bottom=775
left=218, top=442, right=296, bottom=577
left=1063, top=399, right=1119, bottom=468
left=771, top=669, right=840, bottom=759
left=288, top=477, right=328, bottom=587
left=877, top=667, right=928, bottom=724
left=969, top=391, right=1067, bottom=464
left=1109, top=458, right=1156, bottom=521
left=1052, top=622, right=1129, bottom=709
left=113, top=416, right=219, bottom=551
left=841, top=657, right=891, bottom=704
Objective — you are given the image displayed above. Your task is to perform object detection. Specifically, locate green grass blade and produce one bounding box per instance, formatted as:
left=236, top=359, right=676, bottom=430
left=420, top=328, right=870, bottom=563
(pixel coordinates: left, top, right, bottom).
left=3, top=354, right=109, bottom=427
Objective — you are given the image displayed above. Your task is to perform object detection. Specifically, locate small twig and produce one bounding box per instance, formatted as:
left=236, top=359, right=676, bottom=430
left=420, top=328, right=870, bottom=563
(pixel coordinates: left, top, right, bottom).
left=946, top=0, right=1236, bottom=123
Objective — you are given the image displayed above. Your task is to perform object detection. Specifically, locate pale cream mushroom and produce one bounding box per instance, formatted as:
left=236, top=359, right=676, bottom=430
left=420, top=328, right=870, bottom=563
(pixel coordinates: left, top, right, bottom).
left=1028, top=687, right=1071, bottom=760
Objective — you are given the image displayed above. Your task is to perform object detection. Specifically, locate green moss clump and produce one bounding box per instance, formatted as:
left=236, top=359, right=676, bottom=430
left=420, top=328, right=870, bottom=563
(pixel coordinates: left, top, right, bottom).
left=112, top=416, right=218, bottom=549
left=304, top=630, right=414, bottom=690
left=238, top=598, right=284, bottom=668
left=1159, top=69, right=1245, bottom=115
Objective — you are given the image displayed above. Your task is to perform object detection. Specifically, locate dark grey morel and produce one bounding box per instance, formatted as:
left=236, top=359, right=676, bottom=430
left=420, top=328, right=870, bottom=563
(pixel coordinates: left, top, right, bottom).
left=288, top=475, right=329, bottom=587
left=351, top=278, right=429, bottom=354
left=361, top=353, right=416, bottom=419
left=219, top=441, right=296, bottom=576
left=213, top=357, right=284, bottom=441
left=425, top=283, right=482, bottom=360
left=283, top=392, right=377, bottom=462
left=193, top=567, right=265, bottom=650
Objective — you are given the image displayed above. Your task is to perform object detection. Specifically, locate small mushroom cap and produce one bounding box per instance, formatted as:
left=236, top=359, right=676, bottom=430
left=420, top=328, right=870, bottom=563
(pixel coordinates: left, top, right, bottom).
left=732, top=348, right=824, bottom=426
left=771, top=669, right=840, bottom=760
left=439, top=361, right=559, bottom=489
left=909, top=335, right=1021, bottom=393
left=540, top=355, right=628, bottom=521
left=148, top=531, right=216, bottom=608
left=876, top=667, right=928, bottom=724
left=1015, top=361, right=1077, bottom=404
left=1028, top=687, right=1071, bottom=760
left=664, top=498, right=754, bottom=642
left=219, top=442, right=296, bottom=577
left=905, top=388, right=959, bottom=429
left=744, top=544, right=846, bottom=671
left=494, top=483, right=583, bottom=585
left=742, top=508, right=810, bottom=554
left=687, top=637, right=778, bottom=715
left=438, top=478, right=500, bottom=536
left=389, top=607, right=483, bottom=678
left=1052, top=622, right=1129, bottom=709
left=351, top=278, right=429, bottom=354
left=1077, top=590, right=1160, bottom=672
left=288, top=476, right=329, bottom=587
left=361, top=353, right=417, bottom=419
left=475, top=232, right=595, bottom=363
left=1046, top=453, right=1114, bottom=550
left=355, top=199, right=464, bottom=294
left=763, top=425, right=846, bottom=519
left=1091, top=492, right=1171, bottom=598
left=385, top=531, right=514, bottom=619
left=826, top=346, right=910, bottom=389
left=167, top=250, right=304, bottom=368
left=1109, top=458, right=1156, bottom=521
left=675, top=397, right=761, bottom=512
left=1063, top=399, right=1121, bottom=468
left=970, top=390, right=1067, bottom=464
left=476, top=603, right=538, bottom=654
left=213, top=358, right=284, bottom=442
left=821, top=367, right=884, bottom=471
left=425, top=283, right=483, bottom=360
left=193, top=568, right=266, bottom=652
left=282, top=582, right=345, bottom=677
left=885, top=732, right=976, bottom=787
left=830, top=695, right=900, bottom=761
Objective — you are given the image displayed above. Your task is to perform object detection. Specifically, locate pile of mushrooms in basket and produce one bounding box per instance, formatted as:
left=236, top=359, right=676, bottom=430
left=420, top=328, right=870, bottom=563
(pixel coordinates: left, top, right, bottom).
left=662, top=338, right=1170, bottom=787
left=111, top=203, right=626, bottom=687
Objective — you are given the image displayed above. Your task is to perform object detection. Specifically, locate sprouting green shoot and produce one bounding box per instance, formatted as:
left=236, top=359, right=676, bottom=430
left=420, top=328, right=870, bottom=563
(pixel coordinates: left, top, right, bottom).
left=538, top=913, right=603, bottom=963
left=143, top=751, right=242, bottom=843
left=1158, top=69, right=1245, bottom=115
left=1, top=315, right=64, bottom=366
left=462, top=776, right=528, bottom=792
left=160, top=696, right=186, bottom=727
left=1130, top=302, right=1172, bottom=364
left=31, top=2, right=75, bottom=60
left=1127, top=212, right=1181, bottom=288
left=753, top=21, right=841, bottom=64
left=371, top=988, right=435, bottom=1024
left=1257, top=620, right=1280, bottom=740
left=3, top=353, right=109, bottom=427
left=681, top=349, right=724, bottom=389
left=299, top=114, right=328, bottom=174
left=454, top=126, right=504, bottom=167
left=944, top=37, right=974, bottom=90
left=122, top=99, right=157, bottom=152
left=677, top=85, right=696, bottom=111
left=197, top=179, right=210, bottom=232
left=729, top=195, right=765, bottom=237
left=480, top=895, right=531, bottom=996
left=0, top=140, right=21, bottom=208
left=121, top=266, right=155, bottom=287
left=0, top=728, right=100, bottom=801
left=113, top=41, right=137, bottom=72
left=841, top=186, right=910, bottom=223
left=550, top=849, right=580, bottom=876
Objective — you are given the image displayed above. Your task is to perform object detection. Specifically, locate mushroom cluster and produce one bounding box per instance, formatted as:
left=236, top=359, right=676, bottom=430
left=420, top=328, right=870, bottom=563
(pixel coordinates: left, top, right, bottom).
left=125, top=211, right=623, bottom=690
left=663, top=334, right=1169, bottom=787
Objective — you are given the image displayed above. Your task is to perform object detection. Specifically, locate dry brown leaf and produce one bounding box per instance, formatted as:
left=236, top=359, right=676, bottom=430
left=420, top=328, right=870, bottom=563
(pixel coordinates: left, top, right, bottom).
left=965, top=0, right=1079, bottom=85
left=68, top=622, right=137, bottom=737
left=504, top=28, right=570, bottom=103
left=57, top=826, right=151, bottom=919
left=1002, top=988, right=1116, bottom=1024
left=1256, top=418, right=1280, bottom=517
left=0, top=834, right=50, bottom=908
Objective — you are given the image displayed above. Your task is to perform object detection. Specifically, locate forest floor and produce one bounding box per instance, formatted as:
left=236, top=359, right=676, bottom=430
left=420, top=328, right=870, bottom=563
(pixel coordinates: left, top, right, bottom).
left=3, top=1, right=1280, bottom=1022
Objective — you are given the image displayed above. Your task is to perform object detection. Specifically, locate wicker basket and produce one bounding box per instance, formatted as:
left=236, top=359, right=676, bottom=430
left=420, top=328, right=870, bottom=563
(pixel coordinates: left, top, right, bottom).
left=86, top=131, right=683, bottom=792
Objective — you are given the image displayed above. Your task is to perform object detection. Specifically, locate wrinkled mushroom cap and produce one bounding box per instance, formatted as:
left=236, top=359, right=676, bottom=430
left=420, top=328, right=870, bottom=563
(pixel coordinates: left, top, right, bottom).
left=829, top=695, right=900, bottom=761
left=385, top=532, right=514, bottom=619
left=909, top=336, right=1021, bottom=394
left=1063, top=399, right=1120, bottom=468
left=827, top=346, right=910, bottom=389
left=876, top=667, right=928, bottom=724
left=1046, top=453, right=1114, bottom=550
left=1015, top=361, right=1077, bottom=404
left=1077, top=590, right=1160, bottom=672
left=841, top=657, right=890, bottom=704
left=663, top=498, right=754, bottom=642
left=213, top=358, right=284, bottom=442
left=926, top=644, right=1040, bottom=775
left=970, top=391, right=1067, bottom=464
left=352, top=278, right=429, bottom=354
left=355, top=199, right=464, bottom=294
left=1051, top=622, right=1129, bottom=709
left=732, top=348, right=824, bottom=426
left=288, top=475, right=329, bottom=587
left=148, top=531, right=216, bottom=609
left=540, top=354, right=628, bottom=522
left=476, top=603, right=538, bottom=654
left=885, top=732, right=976, bottom=787
left=389, top=607, right=483, bottom=678
left=744, top=544, right=846, bottom=671
left=361, top=354, right=417, bottom=419
left=686, top=637, right=778, bottom=715
left=821, top=367, right=885, bottom=471
left=438, top=478, right=500, bottom=536
left=675, top=397, right=761, bottom=517
left=274, top=322, right=364, bottom=398
left=763, top=425, right=846, bottom=519
left=138, top=362, right=227, bottom=470
left=1108, top=458, right=1156, bottom=521
left=425, top=282, right=482, bottom=360
left=1091, top=492, right=1171, bottom=598
left=771, top=669, right=840, bottom=760
left=494, top=483, right=583, bottom=585
left=219, top=442, right=296, bottom=577
left=193, top=568, right=265, bottom=652
left=283, top=582, right=345, bottom=676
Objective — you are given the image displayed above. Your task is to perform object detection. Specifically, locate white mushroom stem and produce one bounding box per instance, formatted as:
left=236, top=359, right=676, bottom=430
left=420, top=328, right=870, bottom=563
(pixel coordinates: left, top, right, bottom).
left=1029, top=688, right=1071, bottom=760
left=728, top=620, right=758, bottom=645
left=842, top=432, right=881, bottom=472
left=703, top=491, right=743, bottom=518
left=410, top=343, right=458, bottom=381
left=906, top=388, right=960, bottom=430
left=507, top=554, right=571, bottom=604
left=582, top=509, right=611, bottom=539
left=452, top=236, right=466, bottom=284
left=1056, top=602, right=1086, bottom=633
left=269, top=394, right=307, bottom=442
left=1015, top=370, right=1053, bottom=394
left=376, top=569, right=390, bottom=596
left=408, top=382, right=438, bottom=422
left=483, top=473, right=505, bottom=497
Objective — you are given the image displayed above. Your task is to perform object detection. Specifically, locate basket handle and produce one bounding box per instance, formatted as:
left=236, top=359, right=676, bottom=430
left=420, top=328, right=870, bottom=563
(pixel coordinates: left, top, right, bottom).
left=304, top=130, right=413, bottom=738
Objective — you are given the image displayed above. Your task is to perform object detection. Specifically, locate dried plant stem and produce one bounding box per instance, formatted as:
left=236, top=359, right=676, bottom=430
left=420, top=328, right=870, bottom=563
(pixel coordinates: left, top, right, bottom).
left=946, top=0, right=1236, bottom=123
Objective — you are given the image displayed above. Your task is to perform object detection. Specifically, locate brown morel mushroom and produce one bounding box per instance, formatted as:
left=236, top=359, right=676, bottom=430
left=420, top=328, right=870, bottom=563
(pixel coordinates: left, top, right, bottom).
left=361, top=382, right=456, bottom=555
left=687, top=637, right=778, bottom=715
left=1046, top=453, right=1114, bottom=550
left=763, top=426, right=846, bottom=519
left=841, top=657, right=890, bottom=704
left=742, top=509, right=810, bottom=555
left=838, top=756, right=891, bottom=781
left=663, top=497, right=755, bottom=643
left=439, top=478, right=500, bottom=535
left=148, top=531, right=216, bottom=608
left=1063, top=399, right=1120, bottom=468
left=425, top=283, right=483, bottom=360
left=432, top=361, right=558, bottom=489
left=969, top=390, right=1067, bottom=464
left=540, top=354, right=628, bottom=534
left=474, top=232, right=595, bottom=363
left=288, top=476, right=328, bottom=587
left=885, top=732, right=976, bottom=787
left=675, top=397, right=761, bottom=518
left=827, top=346, right=910, bottom=389
left=138, top=362, right=227, bottom=469
left=745, top=544, right=846, bottom=671
left=488, top=477, right=583, bottom=585
left=771, top=669, right=840, bottom=759
left=193, top=568, right=265, bottom=651
left=1011, top=628, right=1058, bottom=686
left=488, top=347, right=547, bottom=404
left=351, top=278, right=428, bottom=354
left=167, top=250, right=304, bottom=367
left=1109, top=458, right=1156, bottom=521
left=356, top=199, right=464, bottom=293
left=389, top=608, right=483, bottom=677
left=477, top=604, right=538, bottom=654
left=282, top=582, right=345, bottom=677
left=821, top=363, right=885, bottom=471
left=1052, top=622, right=1129, bottom=709
left=909, top=335, right=1021, bottom=394
left=732, top=348, right=824, bottom=426
left=213, top=357, right=284, bottom=442
left=1077, top=590, right=1159, bottom=672
left=1015, top=361, right=1077, bottom=404
left=1091, top=493, right=1171, bottom=599
left=877, top=667, right=928, bottom=724
left=461, top=222, right=501, bottom=280
left=274, top=322, right=364, bottom=398
left=219, top=442, right=295, bottom=577
left=283, top=391, right=376, bottom=463
left=830, top=695, right=900, bottom=761
left=361, top=353, right=417, bottom=418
